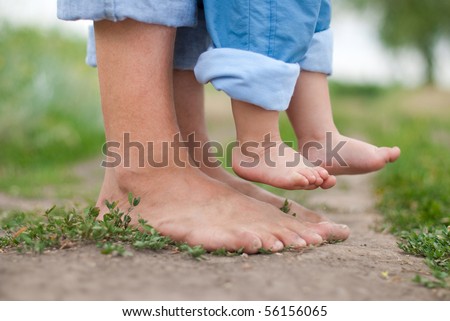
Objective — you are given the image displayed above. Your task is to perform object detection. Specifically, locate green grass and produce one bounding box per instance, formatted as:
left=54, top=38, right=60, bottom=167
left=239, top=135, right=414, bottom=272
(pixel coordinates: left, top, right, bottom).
left=0, top=24, right=104, bottom=197
left=0, top=194, right=298, bottom=259
left=374, top=111, right=450, bottom=288
left=330, top=84, right=450, bottom=288
left=0, top=193, right=206, bottom=259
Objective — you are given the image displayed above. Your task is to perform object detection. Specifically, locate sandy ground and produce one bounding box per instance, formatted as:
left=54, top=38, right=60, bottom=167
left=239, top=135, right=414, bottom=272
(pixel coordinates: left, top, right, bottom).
left=0, top=175, right=447, bottom=300
left=1, top=91, right=448, bottom=301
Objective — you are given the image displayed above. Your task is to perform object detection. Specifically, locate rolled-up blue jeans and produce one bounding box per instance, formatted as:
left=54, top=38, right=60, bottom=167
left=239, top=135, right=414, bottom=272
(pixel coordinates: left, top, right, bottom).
left=57, top=0, right=333, bottom=111
left=196, top=0, right=333, bottom=111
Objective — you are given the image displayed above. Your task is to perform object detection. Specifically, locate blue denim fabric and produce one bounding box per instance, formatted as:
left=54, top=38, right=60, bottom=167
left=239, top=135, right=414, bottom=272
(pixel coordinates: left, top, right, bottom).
left=59, top=0, right=333, bottom=111
left=300, top=0, right=333, bottom=74
left=85, top=10, right=211, bottom=69
left=299, top=29, right=333, bottom=75
left=201, top=0, right=324, bottom=63
left=57, top=0, right=197, bottom=27
left=196, top=49, right=299, bottom=111
left=195, top=0, right=333, bottom=111
left=174, top=10, right=211, bottom=70
left=86, top=26, right=97, bottom=67
left=315, top=0, right=332, bottom=32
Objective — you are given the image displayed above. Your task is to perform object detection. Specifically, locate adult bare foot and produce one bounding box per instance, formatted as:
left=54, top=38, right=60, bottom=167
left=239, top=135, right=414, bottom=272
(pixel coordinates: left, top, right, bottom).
left=287, top=71, right=400, bottom=176
left=97, top=167, right=324, bottom=253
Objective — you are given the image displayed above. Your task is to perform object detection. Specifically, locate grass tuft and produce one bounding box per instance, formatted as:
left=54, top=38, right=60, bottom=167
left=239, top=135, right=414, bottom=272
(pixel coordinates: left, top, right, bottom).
left=280, top=199, right=291, bottom=214
left=0, top=194, right=202, bottom=259
left=398, top=227, right=450, bottom=288
left=211, top=247, right=244, bottom=257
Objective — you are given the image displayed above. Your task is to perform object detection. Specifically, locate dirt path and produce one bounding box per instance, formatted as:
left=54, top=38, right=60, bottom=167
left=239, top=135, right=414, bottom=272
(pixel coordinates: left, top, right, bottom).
left=1, top=173, right=447, bottom=300
left=0, top=91, right=447, bottom=300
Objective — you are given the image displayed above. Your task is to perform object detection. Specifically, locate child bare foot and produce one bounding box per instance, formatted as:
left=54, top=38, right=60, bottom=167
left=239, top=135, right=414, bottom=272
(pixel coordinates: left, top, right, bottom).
left=232, top=138, right=336, bottom=190
left=231, top=99, right=336, bottom=190
left=300, top=132, right=401, bottom=175
left=287, top=71, right=400, bottom=175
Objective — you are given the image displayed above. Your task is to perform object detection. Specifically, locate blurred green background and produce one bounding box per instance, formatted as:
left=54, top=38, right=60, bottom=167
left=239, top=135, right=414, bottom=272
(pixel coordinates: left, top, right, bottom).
left=0, top=24, right=103, bottom=199
left=0, top=0, right=449, bottom=287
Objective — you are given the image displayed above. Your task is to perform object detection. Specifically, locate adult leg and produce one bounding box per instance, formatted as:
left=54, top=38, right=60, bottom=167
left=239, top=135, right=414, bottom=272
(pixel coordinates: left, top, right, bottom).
left=173, top=70, right=350, bottom=241
left=286, top=71, right=401, bottom=175
left=94, top=19, right=324, bottom=252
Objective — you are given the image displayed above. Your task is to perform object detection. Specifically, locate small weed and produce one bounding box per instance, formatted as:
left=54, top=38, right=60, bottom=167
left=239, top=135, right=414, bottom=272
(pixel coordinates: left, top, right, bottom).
left=178, top=243, right=207, bottom=260
left=280, top=199, right=290, bottom=214
left=413, top=275, right=448, bottom=289
left=398, top=227, right=450, bottom=288
left=0, top=195, right=293, bottom=260
left=211, top=247, right=244, bottom=257
left=258, top=248, right=273, bottom=255
left=98, top=242, right=131, bottom=257
left=0, top=194, right=200, bottom=259
left=280, top=199, right=296, bottom=217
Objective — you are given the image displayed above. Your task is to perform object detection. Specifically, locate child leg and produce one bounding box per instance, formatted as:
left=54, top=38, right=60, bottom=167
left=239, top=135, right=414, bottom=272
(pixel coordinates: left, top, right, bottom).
left=287, top=1, right=400, bottom=174
left=287, top=71, right=401, bottom=175
left=231, top=99, right=335, bottom=190
left=196, top=0, right=335, bottom=190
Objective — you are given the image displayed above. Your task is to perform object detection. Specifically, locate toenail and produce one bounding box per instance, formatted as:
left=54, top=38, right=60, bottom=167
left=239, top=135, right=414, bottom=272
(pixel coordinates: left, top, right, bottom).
left=300, top=177, right=309, bottom=185
left=252, top=239, right=263, bottom=249
left=293, top=237, right=306, bottom=247
left=272, top=241, right=284, bottom=251
left=338, top=224, right=349, bottom=229
left=311, top=233, right=323, bottom=244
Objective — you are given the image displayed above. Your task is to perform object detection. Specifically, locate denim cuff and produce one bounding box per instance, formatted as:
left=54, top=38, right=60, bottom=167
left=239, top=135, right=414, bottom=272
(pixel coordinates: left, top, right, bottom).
left=86, top=24, right=211, bottom=69
left=194, top=48, right=300, bottom=111
left=57, top=0, right=197, bottom=27
left=299, top=28, right=333, bottom=75
left=86, top=25, right=97, bottom=67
